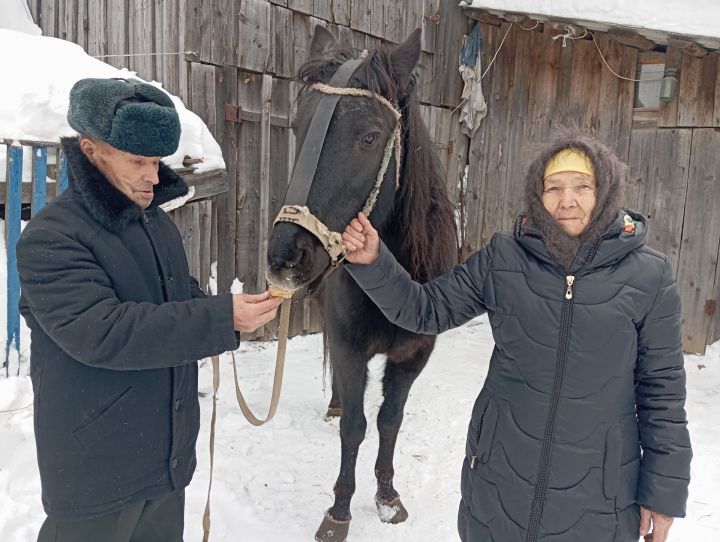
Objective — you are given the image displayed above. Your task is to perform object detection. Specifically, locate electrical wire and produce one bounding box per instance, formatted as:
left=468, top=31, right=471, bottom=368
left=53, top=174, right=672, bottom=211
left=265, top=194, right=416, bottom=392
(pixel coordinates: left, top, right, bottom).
left=92, top=51, right=198, bottom=59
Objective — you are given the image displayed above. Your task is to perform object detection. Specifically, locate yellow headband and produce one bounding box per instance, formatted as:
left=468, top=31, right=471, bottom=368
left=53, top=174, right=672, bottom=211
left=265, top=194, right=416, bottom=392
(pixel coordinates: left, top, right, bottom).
left=544, top=148, right=595, bottom=179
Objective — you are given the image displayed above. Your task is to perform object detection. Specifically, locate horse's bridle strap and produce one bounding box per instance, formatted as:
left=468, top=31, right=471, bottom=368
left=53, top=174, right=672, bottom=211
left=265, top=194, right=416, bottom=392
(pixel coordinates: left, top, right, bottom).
left=283, top=58, right=364, bottom=206
left=274, top=205, right=346, bottom=264
left=276, top=55, right=403, bottom=267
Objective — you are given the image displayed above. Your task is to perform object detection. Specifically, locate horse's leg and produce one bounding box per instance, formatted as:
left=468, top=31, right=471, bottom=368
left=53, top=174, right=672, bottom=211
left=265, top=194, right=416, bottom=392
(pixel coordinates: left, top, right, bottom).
left=326, top=371, right=342, bottom=418
left=315, top=348, right=369, bottom=542
left=374, top=347, right=431, bottom=524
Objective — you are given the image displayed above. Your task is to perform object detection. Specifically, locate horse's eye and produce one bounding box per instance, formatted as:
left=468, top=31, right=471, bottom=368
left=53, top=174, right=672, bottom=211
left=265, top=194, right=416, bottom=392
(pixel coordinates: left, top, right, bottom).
left=362, top=133, right=379, bottom=145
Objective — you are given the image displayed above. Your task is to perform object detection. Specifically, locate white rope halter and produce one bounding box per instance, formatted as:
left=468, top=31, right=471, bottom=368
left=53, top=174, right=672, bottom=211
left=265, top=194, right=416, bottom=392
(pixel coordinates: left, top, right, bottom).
left=274, top=79, right=404, bottom=265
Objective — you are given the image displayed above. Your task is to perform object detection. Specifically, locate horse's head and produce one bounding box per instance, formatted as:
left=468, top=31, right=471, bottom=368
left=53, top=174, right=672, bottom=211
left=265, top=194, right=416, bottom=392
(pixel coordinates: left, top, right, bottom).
left=266, top=26, right=422, bottom=292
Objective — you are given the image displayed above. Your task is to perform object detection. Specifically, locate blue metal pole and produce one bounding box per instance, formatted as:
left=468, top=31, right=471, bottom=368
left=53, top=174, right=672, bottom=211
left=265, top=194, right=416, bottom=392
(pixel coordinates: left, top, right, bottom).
left=5, top=144, right=23, bottom=372
left=32, top=145, right=48, bottom=215
left=58, top=149, right=69, bottom=193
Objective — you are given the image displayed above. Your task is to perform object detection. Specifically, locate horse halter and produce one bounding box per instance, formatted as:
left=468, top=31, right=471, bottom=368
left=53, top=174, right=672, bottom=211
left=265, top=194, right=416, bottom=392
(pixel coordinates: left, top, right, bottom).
left=274, top=56, right=402, bottom=267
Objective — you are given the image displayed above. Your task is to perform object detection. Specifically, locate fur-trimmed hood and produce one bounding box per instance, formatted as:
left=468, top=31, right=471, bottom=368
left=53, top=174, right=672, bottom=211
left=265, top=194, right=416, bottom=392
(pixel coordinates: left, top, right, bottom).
left=522, top=128, right=627, bottom=269
left=60, top=137, right=189, bottom=233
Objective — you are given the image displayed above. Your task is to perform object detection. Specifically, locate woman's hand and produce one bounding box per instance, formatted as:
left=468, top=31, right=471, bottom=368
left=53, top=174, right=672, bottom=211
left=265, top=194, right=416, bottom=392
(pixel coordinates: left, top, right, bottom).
left=640, top=507, right=674, bottom=542
left=342, top=212, right=380, bottom=265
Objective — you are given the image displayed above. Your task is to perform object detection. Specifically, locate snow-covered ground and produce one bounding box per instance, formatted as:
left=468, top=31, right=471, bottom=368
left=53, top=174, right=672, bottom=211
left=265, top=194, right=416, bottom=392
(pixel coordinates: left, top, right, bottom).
left=1, top=316, right=719, bottom=542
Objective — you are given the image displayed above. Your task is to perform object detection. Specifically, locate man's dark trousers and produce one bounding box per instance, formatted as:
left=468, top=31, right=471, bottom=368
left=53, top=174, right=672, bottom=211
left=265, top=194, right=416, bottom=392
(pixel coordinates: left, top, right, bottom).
left=37, top=491, right=184, bottom=542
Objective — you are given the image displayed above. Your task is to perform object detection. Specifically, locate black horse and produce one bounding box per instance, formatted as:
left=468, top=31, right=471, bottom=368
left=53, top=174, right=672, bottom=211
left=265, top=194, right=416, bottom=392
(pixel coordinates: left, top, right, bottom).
left=266, top=26, right=457, bottom=542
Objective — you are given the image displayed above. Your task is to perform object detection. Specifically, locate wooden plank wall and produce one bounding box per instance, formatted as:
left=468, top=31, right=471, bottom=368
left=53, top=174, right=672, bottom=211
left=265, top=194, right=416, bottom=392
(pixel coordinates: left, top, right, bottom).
left=30, top=0, right=190, bottom=101
left=658, top=44, right=720, bottom=128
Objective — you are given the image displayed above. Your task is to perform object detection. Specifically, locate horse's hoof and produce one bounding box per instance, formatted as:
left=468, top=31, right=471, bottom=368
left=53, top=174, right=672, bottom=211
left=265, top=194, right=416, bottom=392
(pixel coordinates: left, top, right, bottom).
left=325, top=406, right=343, bottom=418
left=375, top=495, right=409, bottom=524
left=315, top=512, right=351, bottom=542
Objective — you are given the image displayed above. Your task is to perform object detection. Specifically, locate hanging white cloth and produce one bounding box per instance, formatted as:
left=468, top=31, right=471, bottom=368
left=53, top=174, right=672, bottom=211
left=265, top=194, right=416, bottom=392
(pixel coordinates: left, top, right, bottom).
left=458, top=21, right=487, bottom=137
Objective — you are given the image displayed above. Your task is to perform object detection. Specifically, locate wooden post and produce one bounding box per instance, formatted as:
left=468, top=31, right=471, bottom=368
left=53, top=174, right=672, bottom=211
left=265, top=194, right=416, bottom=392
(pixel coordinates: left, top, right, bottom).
left=256, top=74, right=273, bottom=336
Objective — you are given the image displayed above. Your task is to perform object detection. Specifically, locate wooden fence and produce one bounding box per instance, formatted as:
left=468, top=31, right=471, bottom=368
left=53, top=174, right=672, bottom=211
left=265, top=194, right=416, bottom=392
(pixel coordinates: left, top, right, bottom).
left=1, top=138, right=227, bottom=374
left=1, top=140, right=68, bottom=373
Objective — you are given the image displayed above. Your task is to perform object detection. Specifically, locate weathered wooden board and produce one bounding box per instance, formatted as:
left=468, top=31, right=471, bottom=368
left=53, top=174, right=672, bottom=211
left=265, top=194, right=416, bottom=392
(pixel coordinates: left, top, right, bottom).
left=331, top=0, right=350, bottom=26
left=237, top=0, right=272, bottom=73
left=677, top=52, right=718, bottom=127
left=501, top=25, right=532, bottom=231
left=675, top=129, right=720, bottom=354
left=271, top=5, right=294, bottom=78
left=633, top=128, right=692, bottom=276
left=478, top=22, right=514, bottom=247
left=234, top=71, right=264, bottom=301
left=215, top=66, right=239, bottom=293
left=128, top=0, right=155, bottom=79
left=87, top=0, right=107, bottom=58
left=463, top=23, right=497, bottom=256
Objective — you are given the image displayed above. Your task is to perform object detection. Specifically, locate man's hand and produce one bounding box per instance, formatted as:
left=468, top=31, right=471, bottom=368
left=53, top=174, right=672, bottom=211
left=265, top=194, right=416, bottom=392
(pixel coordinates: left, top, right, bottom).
left=232, top=292, right=284, bottom=332
left=342, top=212, right=380, bottom=265
left=640, top=507, right=674, bottom=542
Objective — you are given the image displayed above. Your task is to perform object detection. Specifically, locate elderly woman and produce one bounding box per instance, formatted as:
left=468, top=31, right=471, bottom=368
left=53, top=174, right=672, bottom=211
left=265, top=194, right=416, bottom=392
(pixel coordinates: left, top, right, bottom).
left=341, top=130, right=691, bottom=542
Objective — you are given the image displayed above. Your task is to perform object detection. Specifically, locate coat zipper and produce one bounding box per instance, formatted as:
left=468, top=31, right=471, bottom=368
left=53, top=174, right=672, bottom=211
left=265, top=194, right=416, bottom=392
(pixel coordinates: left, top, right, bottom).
left=524, top=233, right=613, bottom=542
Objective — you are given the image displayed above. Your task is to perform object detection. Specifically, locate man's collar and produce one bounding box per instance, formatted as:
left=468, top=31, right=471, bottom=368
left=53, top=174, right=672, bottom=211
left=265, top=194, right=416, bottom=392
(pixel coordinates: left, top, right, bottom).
left=61, top=137, right=189, bottom=233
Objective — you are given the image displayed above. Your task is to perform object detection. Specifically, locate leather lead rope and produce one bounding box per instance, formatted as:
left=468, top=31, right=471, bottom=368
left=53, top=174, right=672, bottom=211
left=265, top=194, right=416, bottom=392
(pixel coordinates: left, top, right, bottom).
left=202, top=298, right=292, bottom=541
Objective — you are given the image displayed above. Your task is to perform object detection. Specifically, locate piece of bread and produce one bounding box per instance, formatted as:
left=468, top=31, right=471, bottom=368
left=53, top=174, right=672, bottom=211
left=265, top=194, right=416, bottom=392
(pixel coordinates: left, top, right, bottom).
left=268, top=284, right=295, bottom=299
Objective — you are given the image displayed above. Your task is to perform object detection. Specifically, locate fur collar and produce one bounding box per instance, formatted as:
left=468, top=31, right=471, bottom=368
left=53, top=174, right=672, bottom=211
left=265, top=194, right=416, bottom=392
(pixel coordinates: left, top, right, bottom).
left=522, top=128, right=626, bottom=269
left=61, top=137, right=189, bottom=233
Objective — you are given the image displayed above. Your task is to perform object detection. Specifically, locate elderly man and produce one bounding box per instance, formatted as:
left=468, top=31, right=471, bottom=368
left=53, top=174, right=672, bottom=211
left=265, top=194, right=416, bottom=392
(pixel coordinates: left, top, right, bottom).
left=17, top=78, right=283, bottom=542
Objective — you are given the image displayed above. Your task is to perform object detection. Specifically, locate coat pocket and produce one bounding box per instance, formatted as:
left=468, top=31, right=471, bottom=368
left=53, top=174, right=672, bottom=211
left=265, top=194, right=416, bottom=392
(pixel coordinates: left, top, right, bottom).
left=470, top=397, right=499, bottom=469
left=603, top=421, right=622, bottom=499
left=72, top=387, right=143, bottom=448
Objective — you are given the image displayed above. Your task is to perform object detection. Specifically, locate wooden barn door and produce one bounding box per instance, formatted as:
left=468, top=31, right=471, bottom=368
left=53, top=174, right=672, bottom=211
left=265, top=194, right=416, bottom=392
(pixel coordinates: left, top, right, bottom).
left=627, top=127, right=720, bottom=355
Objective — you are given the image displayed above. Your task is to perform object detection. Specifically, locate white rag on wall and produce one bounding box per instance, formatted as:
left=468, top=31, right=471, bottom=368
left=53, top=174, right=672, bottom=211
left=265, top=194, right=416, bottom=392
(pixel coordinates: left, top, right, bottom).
left=458, top=21, right=487, bottom=137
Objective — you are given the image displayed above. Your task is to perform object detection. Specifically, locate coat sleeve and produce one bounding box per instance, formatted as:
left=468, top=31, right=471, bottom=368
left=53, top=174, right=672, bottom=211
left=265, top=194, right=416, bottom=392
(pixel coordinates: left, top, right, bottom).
left=635, top=257, right=692, bottom=517
left=17, top=226, right=239, bottom=370
left=344, top=235, right=495, bottom=335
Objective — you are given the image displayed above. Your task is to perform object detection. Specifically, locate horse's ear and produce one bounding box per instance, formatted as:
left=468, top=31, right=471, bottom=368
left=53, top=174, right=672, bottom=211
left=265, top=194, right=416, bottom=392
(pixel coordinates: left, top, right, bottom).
left=389, top=28, right=422, bottom=92
left=310, top=25, right=337, bottom=59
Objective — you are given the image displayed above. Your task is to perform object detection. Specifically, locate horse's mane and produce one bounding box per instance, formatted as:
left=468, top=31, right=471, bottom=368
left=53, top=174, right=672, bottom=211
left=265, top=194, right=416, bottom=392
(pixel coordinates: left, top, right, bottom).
left=298, top=46, right=457, bottom=279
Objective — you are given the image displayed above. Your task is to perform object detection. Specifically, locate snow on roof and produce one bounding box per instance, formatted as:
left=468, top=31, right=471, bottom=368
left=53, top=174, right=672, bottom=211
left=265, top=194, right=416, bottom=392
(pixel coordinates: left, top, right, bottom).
left=462, top=0, right=720, bottom=46
left=0, top=0, right=42, bottom=36
left=0, top=28, right=224, bottom=173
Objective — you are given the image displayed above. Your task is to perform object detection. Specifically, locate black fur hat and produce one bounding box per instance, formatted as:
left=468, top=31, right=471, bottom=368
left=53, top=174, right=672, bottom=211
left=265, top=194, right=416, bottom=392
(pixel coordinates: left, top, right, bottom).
left=67, top=77, right=181, bottom=157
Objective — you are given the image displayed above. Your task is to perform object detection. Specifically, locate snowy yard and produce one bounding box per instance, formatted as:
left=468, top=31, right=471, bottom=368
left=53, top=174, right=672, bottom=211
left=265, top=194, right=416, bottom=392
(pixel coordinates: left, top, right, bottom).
left=1, top=316, right=719, bottom=542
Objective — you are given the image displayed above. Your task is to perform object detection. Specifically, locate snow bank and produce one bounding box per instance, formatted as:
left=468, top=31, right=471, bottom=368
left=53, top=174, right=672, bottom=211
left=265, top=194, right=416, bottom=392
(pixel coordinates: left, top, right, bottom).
left=463, top=0, right=720, bottom=40
left=0, top=0, right=42, bottom=36
left=0, top=29, right=224, bottom=172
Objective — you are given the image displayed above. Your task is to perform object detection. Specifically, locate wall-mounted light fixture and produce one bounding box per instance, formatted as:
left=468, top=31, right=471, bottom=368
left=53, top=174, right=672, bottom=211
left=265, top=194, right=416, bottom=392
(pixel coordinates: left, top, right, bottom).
left=659, top=67, right=679, bottom=102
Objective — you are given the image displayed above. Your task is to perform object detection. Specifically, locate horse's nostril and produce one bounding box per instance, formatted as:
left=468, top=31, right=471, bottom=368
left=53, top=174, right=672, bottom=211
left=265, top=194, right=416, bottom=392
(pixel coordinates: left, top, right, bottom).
left=269, top=249, right=303, bottom=273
